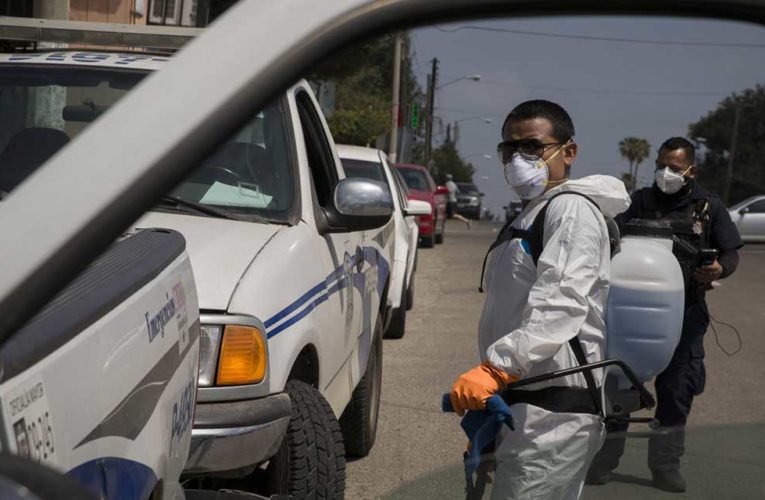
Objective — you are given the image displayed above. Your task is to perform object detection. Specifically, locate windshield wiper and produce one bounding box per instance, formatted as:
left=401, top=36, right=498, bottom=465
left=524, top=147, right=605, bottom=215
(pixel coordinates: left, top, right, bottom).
left=156, top=195, right=242, bottom=221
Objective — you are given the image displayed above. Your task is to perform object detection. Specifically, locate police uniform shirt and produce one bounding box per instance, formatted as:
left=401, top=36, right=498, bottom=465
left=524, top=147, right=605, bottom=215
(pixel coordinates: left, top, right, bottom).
left=619, top=181, right=743, bottom=288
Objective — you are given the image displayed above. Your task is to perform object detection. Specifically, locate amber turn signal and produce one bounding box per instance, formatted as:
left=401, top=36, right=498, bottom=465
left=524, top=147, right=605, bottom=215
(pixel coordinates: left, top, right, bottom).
left=216, top=325, right=267, bottom=385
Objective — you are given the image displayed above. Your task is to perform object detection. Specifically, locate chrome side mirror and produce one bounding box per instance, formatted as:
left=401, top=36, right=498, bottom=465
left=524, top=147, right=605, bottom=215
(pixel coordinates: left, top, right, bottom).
left=334, top=178, right=393, bottom=217
left=322, top=178, right=393, bottom=233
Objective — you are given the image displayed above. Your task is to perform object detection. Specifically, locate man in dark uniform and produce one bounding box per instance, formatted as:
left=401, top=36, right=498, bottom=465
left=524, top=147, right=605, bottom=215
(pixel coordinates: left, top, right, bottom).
left=586, top=137, right=743, bottom=492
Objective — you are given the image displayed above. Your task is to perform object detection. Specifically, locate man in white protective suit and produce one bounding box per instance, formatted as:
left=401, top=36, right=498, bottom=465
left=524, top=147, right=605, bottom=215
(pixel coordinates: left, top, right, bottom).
left=449, top=100, right=631, bottom=500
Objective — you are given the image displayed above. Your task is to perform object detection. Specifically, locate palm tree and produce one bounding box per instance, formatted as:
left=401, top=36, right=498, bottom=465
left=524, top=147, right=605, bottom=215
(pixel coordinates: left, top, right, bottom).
left=619, top=137, right=651, bottom=191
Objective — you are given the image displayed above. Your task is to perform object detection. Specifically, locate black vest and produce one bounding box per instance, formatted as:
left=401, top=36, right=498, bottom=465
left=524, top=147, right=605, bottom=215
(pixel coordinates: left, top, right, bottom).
left=634, top=187, right=711, bottom=300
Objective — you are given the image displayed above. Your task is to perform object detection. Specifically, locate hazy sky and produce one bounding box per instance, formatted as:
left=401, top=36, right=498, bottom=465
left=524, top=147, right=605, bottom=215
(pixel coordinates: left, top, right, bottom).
left=412, top=16, right=765, bottom=217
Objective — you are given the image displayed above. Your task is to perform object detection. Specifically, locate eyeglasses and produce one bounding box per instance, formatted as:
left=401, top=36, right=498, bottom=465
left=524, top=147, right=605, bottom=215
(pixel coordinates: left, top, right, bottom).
left=497, top=139, right=567, bottom=163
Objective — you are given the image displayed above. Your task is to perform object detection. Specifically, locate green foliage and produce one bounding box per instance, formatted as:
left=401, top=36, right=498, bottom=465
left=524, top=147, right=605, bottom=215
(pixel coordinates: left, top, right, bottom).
left=311, top=33, right=422, bottom=148
left=326, top=67, right=389, bottom=145
left=689, top=85, right=765, bottom=205
left=431, top=139, right=475, bottom=184
left=618, top=137, right=651, bottom=191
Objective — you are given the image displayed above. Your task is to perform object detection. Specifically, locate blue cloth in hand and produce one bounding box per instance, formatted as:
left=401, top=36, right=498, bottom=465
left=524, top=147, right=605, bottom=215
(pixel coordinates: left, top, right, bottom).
left=441, top=394, right=515, bottom=478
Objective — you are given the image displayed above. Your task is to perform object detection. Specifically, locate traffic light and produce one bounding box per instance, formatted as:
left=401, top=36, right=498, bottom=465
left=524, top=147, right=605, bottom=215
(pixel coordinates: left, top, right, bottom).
left=411, top=101, right=419, bottom=130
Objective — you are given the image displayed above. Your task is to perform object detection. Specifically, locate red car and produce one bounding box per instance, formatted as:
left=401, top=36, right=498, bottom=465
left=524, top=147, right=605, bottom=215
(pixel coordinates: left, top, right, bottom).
left=394, top=163, right=448, bottom=247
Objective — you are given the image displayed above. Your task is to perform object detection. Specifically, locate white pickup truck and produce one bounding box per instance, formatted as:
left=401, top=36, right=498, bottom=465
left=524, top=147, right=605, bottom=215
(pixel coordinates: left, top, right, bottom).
left=0, top=49, right=394, bottom=497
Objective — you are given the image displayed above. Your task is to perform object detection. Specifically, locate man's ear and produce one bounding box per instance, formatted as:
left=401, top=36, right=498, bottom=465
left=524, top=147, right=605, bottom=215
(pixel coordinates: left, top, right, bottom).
left=563, top=141, right=578, bottom=166
left=688, top=165, right=698, bottom=179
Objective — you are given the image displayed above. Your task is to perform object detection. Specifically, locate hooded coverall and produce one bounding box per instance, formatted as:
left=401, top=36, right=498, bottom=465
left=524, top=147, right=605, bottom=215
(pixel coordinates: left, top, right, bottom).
left=478, top=175, right=631, bottom=500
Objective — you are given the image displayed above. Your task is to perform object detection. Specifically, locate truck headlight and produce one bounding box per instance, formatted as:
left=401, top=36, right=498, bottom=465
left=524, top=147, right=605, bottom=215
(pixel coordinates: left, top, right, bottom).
left=198, top=324, right=223, bottom=387
left=216, top=325, right=267, bottom=385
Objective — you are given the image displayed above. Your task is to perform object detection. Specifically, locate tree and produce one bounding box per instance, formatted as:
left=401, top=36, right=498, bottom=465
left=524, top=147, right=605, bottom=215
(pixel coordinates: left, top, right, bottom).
left=431, top=138, right=475, bottom=184
left=689, top=85, right=765, bottom=205
left=619, top=137, right=651, bottom=191
left=310, top=33, right=423, bottom=150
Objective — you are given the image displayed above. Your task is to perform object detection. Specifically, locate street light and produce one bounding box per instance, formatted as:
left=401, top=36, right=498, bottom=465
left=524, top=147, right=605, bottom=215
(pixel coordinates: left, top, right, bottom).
left=464, top=153, right=493, bottom=161
left=454, top=116, right=493, bottom=125
left=436, top=74, right=481, bottom=90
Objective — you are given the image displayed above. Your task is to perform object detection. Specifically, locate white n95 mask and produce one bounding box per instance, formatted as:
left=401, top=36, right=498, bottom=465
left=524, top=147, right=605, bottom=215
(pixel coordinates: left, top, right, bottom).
left=655, top=166, right=691, bottom=194
left=504, top=153, right=549, bottom=200
left=503, top=143, right=568, bottom=200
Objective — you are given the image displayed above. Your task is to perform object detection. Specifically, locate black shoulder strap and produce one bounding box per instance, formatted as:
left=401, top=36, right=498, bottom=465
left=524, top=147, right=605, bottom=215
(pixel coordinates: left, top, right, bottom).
left=528, top=191, right=602, bottom=265
left=478, top=221, right=532, bottom=293
left=478, top=191, right=605, bottom=292
left=567, top=336, right=602, bottom=414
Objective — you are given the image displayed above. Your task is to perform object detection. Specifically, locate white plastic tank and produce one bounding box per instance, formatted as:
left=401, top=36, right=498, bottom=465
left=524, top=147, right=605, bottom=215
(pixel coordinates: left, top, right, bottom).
left=606, top=221, right=685, bottom=388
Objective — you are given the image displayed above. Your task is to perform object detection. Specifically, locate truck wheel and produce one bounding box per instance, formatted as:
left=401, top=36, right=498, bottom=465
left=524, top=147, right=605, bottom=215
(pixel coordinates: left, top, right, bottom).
left=340, top=317, right=383, bottom=457
left=268, top=380, right=346, bottom=499
left=420, top=234, right=435, bottom=248
left=384, top=285, right=406, bottom=339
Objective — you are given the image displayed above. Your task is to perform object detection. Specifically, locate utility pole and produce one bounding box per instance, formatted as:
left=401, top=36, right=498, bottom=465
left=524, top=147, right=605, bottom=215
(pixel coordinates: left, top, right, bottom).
left=424, top=57, right=438, bottom=167
left=388, top=32, right=403, bottom=163
left=724, top=103, right=742, bottom=206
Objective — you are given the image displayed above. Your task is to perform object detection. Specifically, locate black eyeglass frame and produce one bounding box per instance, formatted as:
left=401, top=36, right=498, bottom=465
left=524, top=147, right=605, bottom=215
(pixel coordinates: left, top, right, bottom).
left=497, top=139, right=569, bottom=163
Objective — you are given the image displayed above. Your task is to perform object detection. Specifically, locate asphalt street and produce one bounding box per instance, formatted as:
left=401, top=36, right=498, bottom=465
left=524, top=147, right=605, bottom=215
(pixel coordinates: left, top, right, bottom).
left=346, top=219, right=765, bottom=500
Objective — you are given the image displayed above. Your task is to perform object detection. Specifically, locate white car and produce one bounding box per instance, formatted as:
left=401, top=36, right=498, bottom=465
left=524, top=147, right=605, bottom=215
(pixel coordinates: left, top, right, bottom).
left=0, top=49, right=394, bottom=497
left=729, top=195, right=765, bottom=242
left=337, top=145, right=431, bottom=339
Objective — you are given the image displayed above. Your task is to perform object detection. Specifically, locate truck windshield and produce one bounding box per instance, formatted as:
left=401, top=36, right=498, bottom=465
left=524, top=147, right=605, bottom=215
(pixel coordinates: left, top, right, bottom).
left=0, top=64, right=294, bottom=223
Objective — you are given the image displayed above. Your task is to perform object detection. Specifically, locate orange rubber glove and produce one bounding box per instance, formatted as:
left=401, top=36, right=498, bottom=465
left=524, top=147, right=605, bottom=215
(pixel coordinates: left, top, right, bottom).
left=449, top=362, right=518, bottom=416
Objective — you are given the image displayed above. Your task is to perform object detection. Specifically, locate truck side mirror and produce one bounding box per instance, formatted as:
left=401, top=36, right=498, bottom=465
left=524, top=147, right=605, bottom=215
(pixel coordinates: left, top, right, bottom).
left=322, top=178, right=393, bottom=233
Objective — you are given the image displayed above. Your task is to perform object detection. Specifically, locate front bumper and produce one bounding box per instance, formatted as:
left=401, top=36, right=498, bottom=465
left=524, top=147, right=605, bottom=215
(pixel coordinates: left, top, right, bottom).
left=184, top=393, right=291, bottom=476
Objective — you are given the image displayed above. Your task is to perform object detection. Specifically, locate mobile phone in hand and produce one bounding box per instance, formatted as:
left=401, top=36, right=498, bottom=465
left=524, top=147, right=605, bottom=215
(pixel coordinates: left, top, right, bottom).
left=698, top=248, right=719, bottom=267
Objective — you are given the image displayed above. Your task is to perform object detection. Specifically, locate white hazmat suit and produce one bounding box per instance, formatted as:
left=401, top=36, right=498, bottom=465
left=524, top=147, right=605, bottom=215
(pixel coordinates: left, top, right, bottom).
left=479, top=175, right=630, bottom=500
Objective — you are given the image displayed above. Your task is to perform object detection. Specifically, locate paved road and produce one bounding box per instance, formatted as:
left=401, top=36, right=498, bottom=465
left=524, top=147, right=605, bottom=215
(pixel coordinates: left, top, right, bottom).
left=346, top=220, right=765, bottom=499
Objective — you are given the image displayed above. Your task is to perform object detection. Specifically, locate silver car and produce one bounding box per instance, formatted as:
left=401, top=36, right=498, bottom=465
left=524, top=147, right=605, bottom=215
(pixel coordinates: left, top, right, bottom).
left=729, top=195, right=765, bottom=242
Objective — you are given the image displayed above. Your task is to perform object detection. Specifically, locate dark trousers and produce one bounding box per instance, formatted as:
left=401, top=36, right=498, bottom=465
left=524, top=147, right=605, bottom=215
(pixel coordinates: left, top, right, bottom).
left=589, top=302, right=709, bottom=474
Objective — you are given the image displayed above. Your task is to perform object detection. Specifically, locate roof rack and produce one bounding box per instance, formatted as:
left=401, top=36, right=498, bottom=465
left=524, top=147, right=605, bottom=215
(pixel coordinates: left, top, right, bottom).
left=0, top=17, right=202, bottom=50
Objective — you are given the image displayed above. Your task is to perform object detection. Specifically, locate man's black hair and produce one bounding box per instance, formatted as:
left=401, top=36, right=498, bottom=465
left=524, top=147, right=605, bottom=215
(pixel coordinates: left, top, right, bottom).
left=501, top=100, right=575, bottom=142
left=658, top=137, right=696, bottom=164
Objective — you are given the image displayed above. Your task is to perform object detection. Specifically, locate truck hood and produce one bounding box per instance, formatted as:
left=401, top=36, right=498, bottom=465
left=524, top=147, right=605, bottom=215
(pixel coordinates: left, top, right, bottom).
left=135, top=212, right=280, bottom=310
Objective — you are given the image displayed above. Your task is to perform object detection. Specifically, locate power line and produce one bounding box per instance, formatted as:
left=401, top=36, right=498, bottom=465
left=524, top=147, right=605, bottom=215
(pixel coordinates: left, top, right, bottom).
left=475, top=79, right=730, bottom=96
left=433, top=24, right=765, bottom=48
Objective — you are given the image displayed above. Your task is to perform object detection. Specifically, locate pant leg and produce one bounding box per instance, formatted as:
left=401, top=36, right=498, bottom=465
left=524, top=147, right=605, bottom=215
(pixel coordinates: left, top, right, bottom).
left=648, top=303, right=708, bottom=473
left=587, top=420, right=629, bottom=475
left=491, top=404, right=605, bottom=500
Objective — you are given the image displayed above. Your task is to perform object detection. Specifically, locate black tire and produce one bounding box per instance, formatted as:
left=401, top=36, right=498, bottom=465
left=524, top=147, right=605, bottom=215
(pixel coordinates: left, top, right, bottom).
left=268, top=380, right=346, bottom=499
left=340, top=317, right=383, bottom=457
left=435, top=231, right=444, bottom=244
left=384, top=284, right=406, bottom=339
left=420, top=234, right=435, bottom=248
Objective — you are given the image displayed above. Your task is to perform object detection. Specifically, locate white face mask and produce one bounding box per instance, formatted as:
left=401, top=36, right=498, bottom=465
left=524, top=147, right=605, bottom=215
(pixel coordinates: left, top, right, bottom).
left=503, top=144, right=567, bottom=200
left=654, top=166, right=692, bottom=194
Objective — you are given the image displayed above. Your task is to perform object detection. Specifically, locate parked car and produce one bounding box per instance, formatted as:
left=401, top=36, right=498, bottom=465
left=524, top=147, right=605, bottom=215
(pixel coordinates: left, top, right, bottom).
left=337, top=145, right=431, bottom=339
left=395, top=163, right=448, bottom=247
left=456, top=182, right=483, bottom=219
left=0, top=49, right=394, bottom=498
left=729, top=195, right=765, bottom=242
left=503, top=200, right=524, bottom=223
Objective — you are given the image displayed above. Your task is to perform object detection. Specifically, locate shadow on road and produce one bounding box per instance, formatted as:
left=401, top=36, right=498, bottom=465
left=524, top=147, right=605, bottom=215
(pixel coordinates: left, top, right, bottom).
left=380, top=423, right=765, bottom=500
